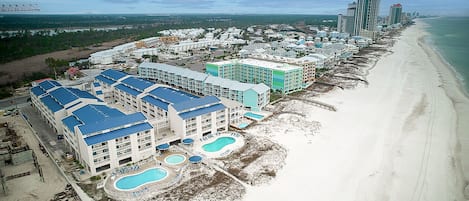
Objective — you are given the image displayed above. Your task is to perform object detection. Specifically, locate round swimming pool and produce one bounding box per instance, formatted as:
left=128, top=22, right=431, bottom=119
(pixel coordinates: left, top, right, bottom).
left=115, top=168, right=167, bottom=190
left=164, top=154, right=186, bottom=165
left=202, top=136, right=236, bottom=152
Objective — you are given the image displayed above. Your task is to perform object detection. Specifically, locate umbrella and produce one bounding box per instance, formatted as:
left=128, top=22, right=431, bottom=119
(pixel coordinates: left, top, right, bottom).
left=189, top=155, right=202, bottom=164
left=182, top=138, right=194, bottom=145
left=156, top=143, right=170, bottom=150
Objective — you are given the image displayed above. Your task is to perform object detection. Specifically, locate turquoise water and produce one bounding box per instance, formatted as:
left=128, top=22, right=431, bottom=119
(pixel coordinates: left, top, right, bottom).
left=424, top=17, right=469, bottom=93
left=115, top=168, right=167, bottom=190
left=239, top=123, right=249, bottom=129
left=202, top=137, right=236, bottom=152
left=244, top=112, right=264, bottom=120
left=165, top=154, right=185, bottom=165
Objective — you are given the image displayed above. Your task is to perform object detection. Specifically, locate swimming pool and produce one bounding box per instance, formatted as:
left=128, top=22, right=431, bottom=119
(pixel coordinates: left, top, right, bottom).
left=115, top=168, right=167, bottom=190
left=238, top=123, right=249, bottom=129
left=202, top=136, right=236, bottom=152
left=164, top=154, right=186, bottom=165
left=244, top=112, right=264, bottom=120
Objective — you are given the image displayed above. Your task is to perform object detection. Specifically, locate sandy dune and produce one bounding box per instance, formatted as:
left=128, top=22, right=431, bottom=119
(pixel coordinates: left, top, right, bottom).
left=243, top=20, right=468, bottom=201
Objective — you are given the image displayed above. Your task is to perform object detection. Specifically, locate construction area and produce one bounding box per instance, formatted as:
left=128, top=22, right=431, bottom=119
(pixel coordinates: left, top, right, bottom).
left=0, top=113, right=77, bottom=201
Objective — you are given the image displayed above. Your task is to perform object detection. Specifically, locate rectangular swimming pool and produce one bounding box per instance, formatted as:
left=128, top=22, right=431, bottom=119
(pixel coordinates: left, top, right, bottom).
left=244, top=112, right=264, bottom=120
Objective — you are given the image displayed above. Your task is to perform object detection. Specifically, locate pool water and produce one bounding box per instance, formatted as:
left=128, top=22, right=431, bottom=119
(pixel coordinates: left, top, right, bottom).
left=165, top=154, right=186, bottom=165
left=202, top=137, right=236, bottom=152
left=238, top=123, right=249, bottom=129
left=244, top=112, right=264, bottom=120
left=115, top=168, right=167, bottom=190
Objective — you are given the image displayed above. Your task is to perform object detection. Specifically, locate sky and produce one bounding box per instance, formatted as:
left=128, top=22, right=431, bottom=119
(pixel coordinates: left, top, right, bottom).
left=8, top=0, right=469, bottom=16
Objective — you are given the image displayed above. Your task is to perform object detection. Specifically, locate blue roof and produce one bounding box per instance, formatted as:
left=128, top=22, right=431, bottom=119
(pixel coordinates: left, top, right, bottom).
left=149, top=87, right=198, bottom=105
left=84, top=122, right=153, bottom=145
left=96, top=91, right=103, bottom=95
left=65, top=101, right=82, bottom=110
left=73, top=104, right=125, bottom=125
left=38, top=80, right=61, bottom=91
left=95, top=75, right=116, bottom=85
left=40, top=95, right=63, bottom=112
left=31, top=86, right=46, bottom=96
left=178, top=103, right=225, bottom=120
left=172, top=96, right=220, bottom=112
left=121, top=77, right=154, bottom=91
left=142, top=95, right=170, bottom=111
left=62, top=115, right=82, bottom=133
left=189, top=155, right=202, bottom=163
left=115, top=84, right=141, bottom=97
left=79, top=112, right=147, bottom=135
left=68, top=88, right=99, bottom=100
left=101, top=69, right=127, bottom=81
left=49, top=88, right=79, bottom=105
left=156, top=143, right=170, bottom=150
left=93, top=82, right=100, bottom=87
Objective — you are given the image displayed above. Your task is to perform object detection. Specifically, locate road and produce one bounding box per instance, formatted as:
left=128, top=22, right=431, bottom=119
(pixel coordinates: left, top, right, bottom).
left=0, top=94, right=30, bottom=110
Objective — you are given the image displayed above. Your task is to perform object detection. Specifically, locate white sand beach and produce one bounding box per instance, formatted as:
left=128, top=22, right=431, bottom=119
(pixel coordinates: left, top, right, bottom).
left=243, top=19, right=469, bottom=201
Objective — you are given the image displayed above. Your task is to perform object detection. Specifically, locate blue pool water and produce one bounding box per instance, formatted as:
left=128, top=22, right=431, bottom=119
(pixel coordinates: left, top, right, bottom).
left=244, top=112, right=264, bottom=120
left=165, top=154, right=185, bottom=165
left=115, top=168, right=167, bottom=190
left=202, top=137, right=236, bottom=152
left=238, top=123, right=249, bottom=129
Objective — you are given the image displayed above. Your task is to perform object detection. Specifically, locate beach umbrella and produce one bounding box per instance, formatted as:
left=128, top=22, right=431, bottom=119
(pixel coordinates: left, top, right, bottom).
left=182, top=138, right=194, bottom=145
left=189, top=155, right=202, bottom=164
left=156, top=143, right=170, bottom=151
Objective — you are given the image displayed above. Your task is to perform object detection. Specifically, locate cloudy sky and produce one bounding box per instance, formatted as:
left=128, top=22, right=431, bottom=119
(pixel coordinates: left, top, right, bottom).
left=32, top=0, right=469, bottom=16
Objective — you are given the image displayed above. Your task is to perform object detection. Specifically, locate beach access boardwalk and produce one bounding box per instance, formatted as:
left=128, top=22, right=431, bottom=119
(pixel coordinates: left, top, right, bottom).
left=284, top=95, right=337, bottom=111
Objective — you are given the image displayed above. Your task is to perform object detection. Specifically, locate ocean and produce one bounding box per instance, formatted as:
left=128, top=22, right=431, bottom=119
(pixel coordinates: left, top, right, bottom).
left=424, top=17, right=469, bottom=94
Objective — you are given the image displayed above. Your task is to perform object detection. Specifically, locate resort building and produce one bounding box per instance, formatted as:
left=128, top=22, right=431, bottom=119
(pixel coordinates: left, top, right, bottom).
left=353, top=0, right=381, bottom=39
left=337, top=2, right=357, bottom=35
left=248, top=54, right=316, bottom=83
left=388, top=4, right=403, bottom=25
left=30, top=80, right=155, bottom=176
left=206, top=58, right=304, bottom=94
left=138, top=62, right=270, bottom=111
left=94, top=69, right=232, bottom=145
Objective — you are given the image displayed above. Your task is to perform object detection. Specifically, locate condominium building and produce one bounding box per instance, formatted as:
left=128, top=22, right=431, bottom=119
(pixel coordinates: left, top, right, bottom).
left=337, top=2, right=357, bottom=35
left=94, top=69, right=231, bottom=144
left=30, top=80, right=154, bottom=176
left=138, top=62, right=270, bottom=111
left=353, top=0, right=381, bottom=39
left=207, top=58, right=304, bottom=94
left=248, top=54, right=316, bottom=83
left=388, top=4, right=403, bottom=25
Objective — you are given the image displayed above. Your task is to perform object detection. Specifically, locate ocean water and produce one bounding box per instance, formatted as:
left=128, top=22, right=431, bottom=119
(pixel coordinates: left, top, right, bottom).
left=424, top=17, right=469, bottom=93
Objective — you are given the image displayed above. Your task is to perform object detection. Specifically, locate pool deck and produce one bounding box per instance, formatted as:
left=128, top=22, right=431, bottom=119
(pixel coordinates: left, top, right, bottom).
left=244, top=111, right=273, bottom=122
left=103, top=151, right=186, bottom=201
left=193, top=132, right=245, bottom=159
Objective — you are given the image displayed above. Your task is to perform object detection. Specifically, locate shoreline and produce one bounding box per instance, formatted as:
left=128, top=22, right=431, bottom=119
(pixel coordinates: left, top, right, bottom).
left=243, top=19, right=468, bottom=200
left=417, top=19, right=469, bottom=195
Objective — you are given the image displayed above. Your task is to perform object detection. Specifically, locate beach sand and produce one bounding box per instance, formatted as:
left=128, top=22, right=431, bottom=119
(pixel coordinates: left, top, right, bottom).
left=243, top=19, right=469, bottom=201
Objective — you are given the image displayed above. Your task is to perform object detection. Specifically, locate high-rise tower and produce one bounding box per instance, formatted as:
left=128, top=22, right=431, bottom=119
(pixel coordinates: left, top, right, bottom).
left=337, top=2, right=357, bottom=35
left=388, top=4, right=403, bottom=25
left=353, top=0, right=380, bottom=39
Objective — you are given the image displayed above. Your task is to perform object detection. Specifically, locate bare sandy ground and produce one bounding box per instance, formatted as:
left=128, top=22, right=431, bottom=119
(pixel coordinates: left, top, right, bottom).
left=0, top=115, right=67, bottom=201
left=243, top=20, right=469, bottom=201
left=0, top=38, right=128, bottom=85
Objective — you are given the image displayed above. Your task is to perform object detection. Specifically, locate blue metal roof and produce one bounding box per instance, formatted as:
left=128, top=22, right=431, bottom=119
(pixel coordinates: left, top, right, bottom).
left=95, top=75, right=116, bottom=85
left=68, top=88, right=99, bottom=100
left=62, top=115, right=82, bottom=133
left=178, top=103, right=225, bottom=120
left=121, top=77, right=154, bottom=91
left=101, top=69, right=127, bottom=81
left=49, top=88, right=79, bottom=105
left=115, top=84, right=141, bottom=97
left=79, top=112, right=147, bottom=135
left=93, top=82, right=100, bottom=87
left=72, top=104, right=125, bottom=125
left=65, top=101, right=82, bottom=110
left=149, top=87, right=198, bottom=105
left=96, top=91, right=103, bottom=95
left=40, top=95, right=63, bottom=112
left=38, top=80, right=61, bottom=91
left=172, top=96, right=220, bottom=112
left=31, top=86, right=46, bottom=96
left=84, top=122, right=153, bottom=145
left=141, top=95, right=170, bottom=111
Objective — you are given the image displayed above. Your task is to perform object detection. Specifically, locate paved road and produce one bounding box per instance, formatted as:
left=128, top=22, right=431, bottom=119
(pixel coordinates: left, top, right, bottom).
left=0, top=94, right=30, bottom=110
left=21, top=104, right=67, bottom=159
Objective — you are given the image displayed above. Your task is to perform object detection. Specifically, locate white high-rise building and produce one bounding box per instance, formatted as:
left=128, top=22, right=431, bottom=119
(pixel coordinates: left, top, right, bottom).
left=337, top=2, right=357, bottom=35
left=353, top=0, right=381, bottom=39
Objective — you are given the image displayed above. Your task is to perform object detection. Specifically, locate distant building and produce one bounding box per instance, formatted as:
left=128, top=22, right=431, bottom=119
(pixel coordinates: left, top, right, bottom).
left=388, top=4, right=403, bottom=25
left=337, top=2, right=357, bottom=35
left=353, top=0, right=381, bottom=39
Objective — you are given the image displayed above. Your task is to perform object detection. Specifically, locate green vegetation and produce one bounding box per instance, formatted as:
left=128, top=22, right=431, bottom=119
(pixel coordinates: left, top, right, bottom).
left=270, top=91, right=283, bottom=102
left=90, top=175, right=101, bottom=181
left=0, top=71, right=49, bottom=99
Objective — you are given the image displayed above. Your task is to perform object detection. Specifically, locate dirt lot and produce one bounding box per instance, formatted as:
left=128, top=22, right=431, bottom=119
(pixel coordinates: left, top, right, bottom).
left=0, top=38, right=129, bottom=85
